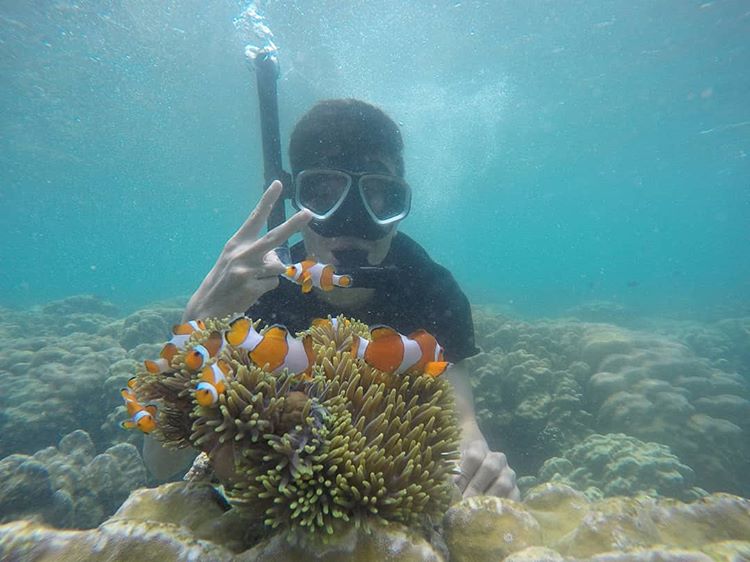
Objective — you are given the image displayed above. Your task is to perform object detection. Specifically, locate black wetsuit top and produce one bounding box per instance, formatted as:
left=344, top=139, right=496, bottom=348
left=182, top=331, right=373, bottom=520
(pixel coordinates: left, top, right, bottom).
left=245, top=232, right=479, bottom=363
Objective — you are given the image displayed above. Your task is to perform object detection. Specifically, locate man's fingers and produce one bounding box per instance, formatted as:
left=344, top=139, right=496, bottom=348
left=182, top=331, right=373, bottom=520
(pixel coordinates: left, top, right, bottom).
left=464, top=452, right=505, bottom=497
left=486, top=459, right=519, bottom=499
left=257, top=250, right=287, bottom=278
left=455, top=441, right=485, bottom=493
left=487, top=475, right=521, bottom=500
left=229, top=180, right=284, bottom=244
left=252, top=209, right=312, bottom=256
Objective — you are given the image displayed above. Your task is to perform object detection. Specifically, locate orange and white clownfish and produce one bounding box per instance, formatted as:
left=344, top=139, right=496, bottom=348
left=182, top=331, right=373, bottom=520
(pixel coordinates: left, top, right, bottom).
left=311, top=317, right=351, bottom=331
left=195, top=359, right=231, bottom=407
left=351, top=325, right=452, bottom=377
left=283, top=260, right=352, bottom=293
left=144, top=320, right=206, bottom=374
left=120, top=387, right=157, bottom=433
left=184, top=331, right=225, bottom=372
left=224, top=316, right=314, bottom=376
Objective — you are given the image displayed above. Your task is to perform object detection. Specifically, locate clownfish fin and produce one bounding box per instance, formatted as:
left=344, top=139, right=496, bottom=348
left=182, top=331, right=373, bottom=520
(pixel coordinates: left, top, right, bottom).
left=121, top=420, right=136, bottom=430
left=228, top=315, right=249, bottom=328
left=216, top=359, right=231, bottom=375
left=423, top=361, right=451, bottom=377
left=161, top=342, right=179, bottom=361
left=302, top=334, right=315, bottom=375
left=338, top=275, right=352, bottom=287
left=407, top=329, right=429, bottom=339
left=145, top=405, right=158, bottom=416
left=172, top=322, right=195, bottom=335
left=205, top=331, right=224, bottom=355
left=301, top=274, right=313, bottom=293
left=127, top=377, right=138, bottom=390
left=121, top=388, right=134, bottom=400
left=311, top=317, right=330, bottom=328
left=370, top=325, right=400, bottom=341
left=265, top=325, right=289, bottom=339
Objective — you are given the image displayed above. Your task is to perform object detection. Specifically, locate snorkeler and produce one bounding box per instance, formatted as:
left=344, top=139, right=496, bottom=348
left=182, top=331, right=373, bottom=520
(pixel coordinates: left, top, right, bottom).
left=150, top=99, right=519, bottom=500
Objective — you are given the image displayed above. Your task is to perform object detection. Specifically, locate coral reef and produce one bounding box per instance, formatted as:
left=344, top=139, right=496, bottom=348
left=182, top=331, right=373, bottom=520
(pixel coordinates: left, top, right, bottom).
left=0, top=296, right=183, bottom=457
left=525, top=433, right=704, bottom=501
left=132, top=316, right=460, bottom=541
left=0, top=429, right=146, bottom=528
left=584, top=324, right=750, bottom=495
left=1, top=294, right=748, bottom=556
left=470, top=307, right=750, bottom=497
left=659, top=316, right=750, bottom=374
left=466, top=309, right=593, bottom=475
left=564, top=300, right=634, bottom=324
left=2, top=481, right=748, bottom=561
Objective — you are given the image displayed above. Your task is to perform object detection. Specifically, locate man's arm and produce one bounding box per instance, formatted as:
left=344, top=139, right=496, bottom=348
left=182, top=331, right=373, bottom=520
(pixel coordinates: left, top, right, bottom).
left=446, top=361, right=520, bottom=500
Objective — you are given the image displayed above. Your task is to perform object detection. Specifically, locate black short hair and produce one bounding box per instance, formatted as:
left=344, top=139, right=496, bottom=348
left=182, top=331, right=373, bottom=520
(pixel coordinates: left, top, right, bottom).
left=289, top=99, right=404, bottom=177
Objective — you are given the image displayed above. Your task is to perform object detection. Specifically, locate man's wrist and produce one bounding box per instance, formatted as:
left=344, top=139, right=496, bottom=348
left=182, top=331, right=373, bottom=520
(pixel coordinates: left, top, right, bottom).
left=459, top=417, right=486, bottom=448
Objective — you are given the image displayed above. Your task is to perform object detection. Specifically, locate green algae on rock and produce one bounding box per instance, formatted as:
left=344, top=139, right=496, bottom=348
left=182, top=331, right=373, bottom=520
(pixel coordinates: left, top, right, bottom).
left=130, top=316, right=461, bottom=540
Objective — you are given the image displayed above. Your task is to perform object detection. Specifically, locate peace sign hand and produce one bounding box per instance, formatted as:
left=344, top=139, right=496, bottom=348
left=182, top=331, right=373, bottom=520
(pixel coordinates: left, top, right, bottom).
left=183, top=180, right=312, bottom=321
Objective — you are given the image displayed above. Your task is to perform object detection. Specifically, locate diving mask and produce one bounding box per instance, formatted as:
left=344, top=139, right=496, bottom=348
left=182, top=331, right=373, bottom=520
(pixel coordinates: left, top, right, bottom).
left=293, top=169, right=411, bottom=240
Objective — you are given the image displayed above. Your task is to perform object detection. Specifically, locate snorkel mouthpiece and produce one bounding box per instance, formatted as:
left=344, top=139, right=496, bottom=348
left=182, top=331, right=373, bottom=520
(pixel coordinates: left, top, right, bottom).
left=332, top=248, right=400, bottom=290
left=332, top=249, right=370, bottom=267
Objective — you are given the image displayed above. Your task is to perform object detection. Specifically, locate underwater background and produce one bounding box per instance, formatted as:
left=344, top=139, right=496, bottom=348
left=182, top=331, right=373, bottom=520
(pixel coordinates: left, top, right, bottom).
left=1, top=1, right=749, bottom=559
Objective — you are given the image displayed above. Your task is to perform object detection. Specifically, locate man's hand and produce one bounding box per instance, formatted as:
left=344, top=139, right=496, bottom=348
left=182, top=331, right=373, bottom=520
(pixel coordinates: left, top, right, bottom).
left=455, top=435, right=520, bottom=500
left=183, top=180, right=312, bottom=321
left=446, top=363, right=521, bottom=500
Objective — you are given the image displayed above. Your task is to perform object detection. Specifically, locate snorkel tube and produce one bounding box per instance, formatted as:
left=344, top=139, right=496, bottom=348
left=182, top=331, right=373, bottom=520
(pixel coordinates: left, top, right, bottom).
left=251, top=48, right=292, bottom=264
left=249, top=48, right=399, bottom=289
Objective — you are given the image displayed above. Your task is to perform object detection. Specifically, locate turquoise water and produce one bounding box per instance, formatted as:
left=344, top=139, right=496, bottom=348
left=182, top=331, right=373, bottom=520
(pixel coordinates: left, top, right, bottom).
left=2, top=3, right=750, bottom=549
left=1, top=0, right=748, bottom=317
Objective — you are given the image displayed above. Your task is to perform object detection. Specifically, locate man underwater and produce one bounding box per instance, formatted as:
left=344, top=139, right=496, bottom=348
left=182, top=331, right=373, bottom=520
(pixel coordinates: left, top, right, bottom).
left=147, top=99, right=520, bottom=500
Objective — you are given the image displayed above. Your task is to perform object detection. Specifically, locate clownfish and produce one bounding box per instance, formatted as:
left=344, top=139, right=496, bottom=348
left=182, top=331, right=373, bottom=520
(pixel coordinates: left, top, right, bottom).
left=352, top=325, right=452, bottom=377
left=184, top=331, right=225, bottom=371
left=312, top=316, right=351, bottom=332
left=224, top=316, right=314, bottom=376
left=144, top=320, right=206, bottom=374
left=283, top=260, right=352, bottom=293
left=120, top=387, right=157, bottom=433
left=195, top=359, right=231, bottom=407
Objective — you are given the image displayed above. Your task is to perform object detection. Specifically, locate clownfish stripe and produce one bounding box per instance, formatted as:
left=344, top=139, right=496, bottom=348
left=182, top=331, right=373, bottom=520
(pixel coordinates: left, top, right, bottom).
left=170, top=333, right=192, bottom=349
left=193, top=345, right=209, bottom=362
left=196, top=381, right=219, bottom=406
left=132, top=410, right=152, bottom=423
left=398, top=335, right=422, bottom=374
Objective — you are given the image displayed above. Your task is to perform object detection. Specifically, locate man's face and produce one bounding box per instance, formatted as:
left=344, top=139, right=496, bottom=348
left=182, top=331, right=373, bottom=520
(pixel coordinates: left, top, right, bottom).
left=301, top=154, right=401, bottom=267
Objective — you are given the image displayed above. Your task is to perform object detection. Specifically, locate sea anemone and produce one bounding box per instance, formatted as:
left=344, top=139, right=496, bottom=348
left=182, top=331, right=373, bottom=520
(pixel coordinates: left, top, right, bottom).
left=129, top=316, right=460, bottom=538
